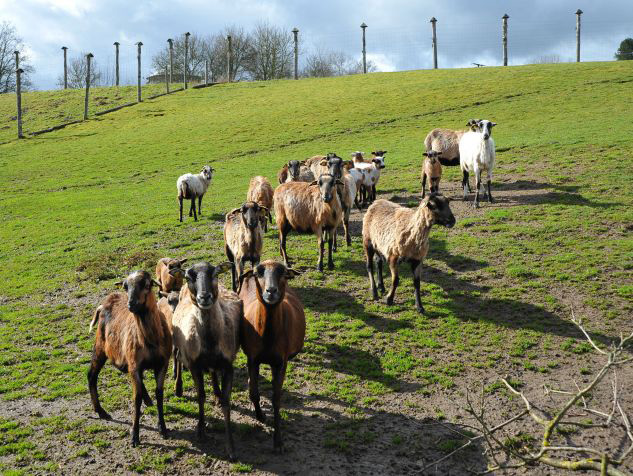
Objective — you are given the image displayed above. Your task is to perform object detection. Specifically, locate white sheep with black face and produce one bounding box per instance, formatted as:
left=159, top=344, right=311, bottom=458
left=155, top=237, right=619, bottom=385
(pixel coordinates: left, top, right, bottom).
left=176, top=165, right=214, bottom=222
left=459, top=119, right=497, bottom=208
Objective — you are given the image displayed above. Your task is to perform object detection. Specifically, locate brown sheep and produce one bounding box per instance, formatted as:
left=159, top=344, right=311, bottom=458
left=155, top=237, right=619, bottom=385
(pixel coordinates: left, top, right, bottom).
left=247, top=176, right=274, bottom=232
left=277, top=160, right=314, bottom=184
left=238, top=260, right=305, bottom=453
left=273, top=174, right=343, bottom=272
left=421, top=151, right=443, bottom=197
left=155, top=257, right=187, bottom=293
left=157, top=290, right=181, bottom=386
left=305, top=153, right=344, bottom=180
left=224, top=201, right=267, bottom=292
left=87, top=271, right=172, bottom=447
left=362, top=193, right=455, bottom=313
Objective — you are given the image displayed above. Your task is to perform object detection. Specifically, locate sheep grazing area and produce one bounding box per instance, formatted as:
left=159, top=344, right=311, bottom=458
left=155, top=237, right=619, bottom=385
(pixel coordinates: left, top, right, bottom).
left=1, top=62, right=632, bottom=475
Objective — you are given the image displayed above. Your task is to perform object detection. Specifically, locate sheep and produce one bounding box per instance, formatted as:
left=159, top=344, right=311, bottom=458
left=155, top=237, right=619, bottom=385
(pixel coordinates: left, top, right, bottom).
left=423, top=120, right=480, bottom=167
left=223, top=201, right=267, bottom=292
left=277, top=160, right=314, bottom=184
left=157, top=289, right=182, bottom=388
left=421, top=151, right=443, bottom=197
left=155, top=257, right=187, bottom=293
left=246, top=176, right=274, bottom=231
left=238, top=260, right=305, bottom=453
left=354, top=150, right=386, bottom=205
left=171, top=262, right=241, bottom=460
left=87, top=271, right=172, bottom=447
left=177, top=165, right=214, bottom=222
left=338, top=169, right=359, bottom=247
left=351, top=151, right=366, bottom=163
left=273, top=173, right=344, bottom=272
left=305, top=153, right=344, bottom=180
left=459, top=119, right=497, bottom=208
left=362, top=193, right=456, bottom=313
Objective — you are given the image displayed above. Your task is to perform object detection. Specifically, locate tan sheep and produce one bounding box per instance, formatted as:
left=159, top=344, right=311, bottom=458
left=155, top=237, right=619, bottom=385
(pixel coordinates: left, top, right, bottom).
left=421, top=151, right=443, bottom=197
left=362, top=193, right=455, bottom=313
left=247, top=176, right=274, bottom=231
left=423, top=120, right=479, bottom=166
left=155, top=257, right=187, bottom=293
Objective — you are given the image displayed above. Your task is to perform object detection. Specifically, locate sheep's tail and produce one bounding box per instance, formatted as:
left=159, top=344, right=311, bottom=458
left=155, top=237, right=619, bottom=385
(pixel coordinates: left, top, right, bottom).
left=89, top=305, right=102, bottom=333
left=178, top=181, right=188, bottom=199
left=423, top=133, right=432, bottom=151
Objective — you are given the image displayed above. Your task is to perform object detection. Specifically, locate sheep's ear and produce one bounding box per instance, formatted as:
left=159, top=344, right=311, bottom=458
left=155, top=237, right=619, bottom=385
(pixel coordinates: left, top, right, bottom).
left=158, top=290, right=168, bottom=298
left=184, top=268, right=195, bottom=282
left=319, top=159, right=328, bottom=166
left=151, top=279, right=161, bottom=288
left=114, top=280, right=124, bottom=287
left=214, top=263, right=232, bottom=276
left=425, top=198, right=437, bottom=210
left=309, top=180, right=318, bottom=186
left=491, top=122, right=497, bottom=127
left=371, top=151, right=377, bottom=156
left=237, top=270, right=254, bottom=294
left=178, top=258, right=187, bottom=265
left=258, top=206, right=269, bottom=216
left=285, top=268, right=301, bottom=279
left=228, top=207, right=241, bottom=216
left=335, top=179, right=345, bottom=186
left=423, top=152, right=429, bottom=157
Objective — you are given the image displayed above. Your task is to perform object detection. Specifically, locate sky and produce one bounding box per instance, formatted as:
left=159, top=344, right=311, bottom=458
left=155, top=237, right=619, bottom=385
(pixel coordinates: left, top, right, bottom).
left=2, top=0, right=632, bottom=90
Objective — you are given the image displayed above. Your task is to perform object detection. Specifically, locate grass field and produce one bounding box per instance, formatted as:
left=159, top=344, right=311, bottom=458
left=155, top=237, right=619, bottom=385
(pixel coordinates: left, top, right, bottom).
left=1, top=61, right=632, bottom=474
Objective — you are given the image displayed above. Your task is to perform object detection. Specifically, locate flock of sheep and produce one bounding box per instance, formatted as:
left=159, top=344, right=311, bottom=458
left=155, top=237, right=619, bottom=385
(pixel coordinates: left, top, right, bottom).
left=86, top=118, right=497, bottom=460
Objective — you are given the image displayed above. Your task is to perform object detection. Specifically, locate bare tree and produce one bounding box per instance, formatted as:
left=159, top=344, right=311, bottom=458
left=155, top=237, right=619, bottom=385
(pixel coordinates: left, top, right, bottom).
left=0, top=21, right=34, bottom=93
left=207, top=26, right=253, bottom=82
left=532, top=54, right=562, bottom=64
left=57, top=54, right=101, bottom=89
left=247, top=22, right=293, bottom=80
left=151, top=32, right=210, bottom=81
left=303, top=49, right=377, bottom=78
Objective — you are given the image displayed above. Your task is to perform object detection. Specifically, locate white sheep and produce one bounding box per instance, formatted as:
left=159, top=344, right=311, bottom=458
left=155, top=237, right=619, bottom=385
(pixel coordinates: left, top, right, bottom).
left=459, top=120, right=497, bottom=208
left=177, top=165, right=214, bottom=222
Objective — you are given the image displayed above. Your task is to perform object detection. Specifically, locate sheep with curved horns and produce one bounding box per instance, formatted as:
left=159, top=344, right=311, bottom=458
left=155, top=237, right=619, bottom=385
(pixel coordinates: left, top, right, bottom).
left=224, top=201, right=267, bottom=292
left=421, top=150, right=443, bottom=197
left=87, top=271, right=172, bottom=447
left=177, top=165, right=214, bottom=222
left=171, top=262, right=241, bottom=460
left=247, top=176, right=274, bottom=231
left=362, top=193, right=455, bottom=313
left=459, top=119, right=497, bottom=208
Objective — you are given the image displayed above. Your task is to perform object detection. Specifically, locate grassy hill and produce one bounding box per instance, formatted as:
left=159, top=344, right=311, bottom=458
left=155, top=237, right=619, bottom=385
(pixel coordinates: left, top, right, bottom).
left=1, top=62, right=632, bottom=474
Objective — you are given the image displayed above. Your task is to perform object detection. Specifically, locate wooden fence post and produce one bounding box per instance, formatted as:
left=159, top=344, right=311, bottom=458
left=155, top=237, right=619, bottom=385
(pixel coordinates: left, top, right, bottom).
left=575, top=9, right=583, bottom=62
left=227, top=35, right=232, bottom=82
left=14, top=50, right=19, bottom=70
left=136, top=42, right=142, bottom=102
left=360, top=23, right=367, bottom=73
left=84, top=53, right=93, bottom=120
left=16, top=67, right=24, bottom=138
left=430, top=17, right=438, bottom=69
left=502, top=14, right=509, bottom=66
left=114, top=42, right=120, bottom=86
left=165, top=65, right=170, bottom=93
left=292, top=28, right=299, bottom=79
left=167, top=38, right=174, bottom=86
left=205, top=59, right=209, bottom=85
left=184, top=32, right=190, bottom=89
left=61, top=46, right=68, bottom=89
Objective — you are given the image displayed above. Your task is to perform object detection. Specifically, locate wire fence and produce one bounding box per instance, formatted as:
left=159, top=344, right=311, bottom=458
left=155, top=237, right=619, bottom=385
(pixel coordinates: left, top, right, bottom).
left=3, top=10, right=629, bottom=142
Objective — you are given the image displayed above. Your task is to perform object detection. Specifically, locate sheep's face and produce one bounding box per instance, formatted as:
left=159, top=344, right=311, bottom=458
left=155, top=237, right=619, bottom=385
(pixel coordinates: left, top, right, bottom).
left=120, top=270, right=158, bottom=315
left=159, top=290, right=180, bottom=311
left=320, top=153, right=343, bottom=179
left=249, top=260, right=300, bottom=306
left=424, top=193, right=455, bottom=228
left=477, top=120, right=497, bottom=140
left=423, top=150, right=442, bottom=165
left=351, top=151, right=365, bottom=162
left=201, top=166, right=214, bottom=181
left=185, top=262, right=231, bottom=310
left=287, top=160, right=302, bottom=180
left=166, top=258, right=186, bottom=282
left=312, top=174, right=342, bottom=203
left=240, top=201, right=264, bottom=230
left=371, top=151, right=387, bottom=169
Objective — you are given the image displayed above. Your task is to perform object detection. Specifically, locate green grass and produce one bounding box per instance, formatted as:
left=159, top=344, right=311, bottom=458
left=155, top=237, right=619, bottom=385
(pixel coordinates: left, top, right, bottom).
left=0, top=61, right=632, bottom=473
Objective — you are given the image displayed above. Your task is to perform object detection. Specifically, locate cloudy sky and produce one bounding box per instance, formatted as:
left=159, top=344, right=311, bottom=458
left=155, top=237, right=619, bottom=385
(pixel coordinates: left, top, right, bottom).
left=3, top=0, right=632, bottom=90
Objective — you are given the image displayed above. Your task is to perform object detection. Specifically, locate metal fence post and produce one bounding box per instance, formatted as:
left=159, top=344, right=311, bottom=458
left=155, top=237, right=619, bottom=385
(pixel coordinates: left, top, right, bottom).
left=62, top=46, right=68, bottom=89
left=227, top=35, right=233, bottom=82
left=292, top=28, right=299, bottom=79
left=502, top=14, right=509, bottom=66
left=360, top=23, right=367, bottom=73
left=184, top=32, right=190, bottom=89
left=84, top=53, right=93, bottom=120
left=430, top=17, right=438, bottom=69
left=16, top=68, right=24, bottom=138
left=136, top=42, right=142, bottom=102
left=114, top=42, right=120, bottom=86
left=167, top=39, right=174, bottom=85
left=575, top=9, right=583, bottom=62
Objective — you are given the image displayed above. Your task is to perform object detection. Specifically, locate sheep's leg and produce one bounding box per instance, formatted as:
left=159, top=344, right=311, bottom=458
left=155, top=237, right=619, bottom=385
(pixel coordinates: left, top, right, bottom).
left=462, top=170, right=470, bottom=200
left=235, top=258, right=245, bottom=293
left=317, top=229, right=325, bottom=272
left=372, top=185, right=377, bottom=202
left=473, top=170, right=482, bottom=209
left=219, top=367, right=236, bottom=461
left=179, top=197, right=184, bottom=222
left=344, top=207, right=351, bottom=246
left=211, top=370, right=222, bottom=405
left=130, top=368, right=144, bottom=447
left=174, top=349, right=183, bottom=397
left=327, top=229, right=334, bottom=270
left=332, top=224, right=338, bottom=252
left=271, top=362, right=288, bottom=454
left=188, top=198, right=194, bottom=217
left=279, top=223, right=291, bottom=267
left=141, top=382, right=153, bottom=407
left=247, top=359, right=264, bottom=422
left=88, top=351, right=111, bottom=420
left=154, top=364, right=169, bottom=437
left=411, top=259, right=424, bottom=314
left=365, top=244, right=378, bottom=300
left=191, top=367, right=207, bottom=440
left=172, top=346, right=178, bottom=379
left=191, top=198, right=198, bottom=221
left=421, top=173, right=427, bottom=198
left=198, top=196, right=203, bottom=215
left=385, top=257, right=400, bottom=306
left=486, top=172, right=493, bottom=203
left=376, top=255, right=386, bottom=294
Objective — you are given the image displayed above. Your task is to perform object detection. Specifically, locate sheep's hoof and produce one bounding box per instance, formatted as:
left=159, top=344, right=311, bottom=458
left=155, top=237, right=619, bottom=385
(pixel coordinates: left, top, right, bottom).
left=131, top=433, right=140, bottom=447
left=196, top=425, right=207, bottom=441
left=227, top=450, right=237, bottom=462
left=416, top=305, right=425, bottom=314
left=488, top=196, right=494, bottom=203
left=317, top=264, right=324, bottom=272
left=327, top=262, right=334, bottom=270
left=255, top=410, right=266, bottom=423
left=471, top=202, right=479, bottom=209
left=159, top=426, right=170, bottom=438
left=97, top=409, right=112, bottom=420
left=385, top=297, right=394, bottom=306
left=346, top=238, right=352, bottom=246
left=273, top=440, right=285, bottom=454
